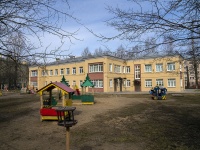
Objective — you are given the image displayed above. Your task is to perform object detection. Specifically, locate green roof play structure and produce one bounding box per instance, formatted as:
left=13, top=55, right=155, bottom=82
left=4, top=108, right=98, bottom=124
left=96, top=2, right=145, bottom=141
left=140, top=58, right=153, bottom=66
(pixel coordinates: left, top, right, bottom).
left=72, top=73, right=95, bottom=105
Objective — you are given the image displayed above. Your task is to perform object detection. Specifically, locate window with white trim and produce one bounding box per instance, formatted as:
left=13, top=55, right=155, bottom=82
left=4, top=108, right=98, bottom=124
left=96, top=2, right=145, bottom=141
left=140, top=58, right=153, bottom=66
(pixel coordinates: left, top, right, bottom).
left=145, top=79, right=152, bottom=87
left=168, top=79, right=176, bottom=87
left=49, top=70, right=53, bottom=76
left=42, top=70, right=48, bottom=76
left=55, top=69, right=58, bottom=75
left=109, top=79, right=113, bottom=87
left=126, top=80, right=131, bottom=87
left=156, top=64, right=163, bottom=72
left=135, top=65, right=141, bottom=79
left=31, top=70, right=38, bottom=77
left=60, top=68, right=64, bottom=75
left=31, top=81, right=37, bottom=87
left=89, top=64, right=103, bottom=73
left=66, top=68, right=70, bottom=75
left=80, top=80, right=83, bottom=87
left=126, top=66, right=130, bottom=73
left=72, top=80, right=76, bottom=86
left=114, top=65, right=121, bottom=73
left=145, top=64, right=152, bottom=72
left=91, top=80, right=103, bottom=88
left=72, top=67, right=76, bottom=74
left=156, top=79, right=163, bottom=86
left=167, top=63, right=175, bottom=71
left=109, top=64, right=112, bottom=72
left=79, top=67, right=83, bottom=74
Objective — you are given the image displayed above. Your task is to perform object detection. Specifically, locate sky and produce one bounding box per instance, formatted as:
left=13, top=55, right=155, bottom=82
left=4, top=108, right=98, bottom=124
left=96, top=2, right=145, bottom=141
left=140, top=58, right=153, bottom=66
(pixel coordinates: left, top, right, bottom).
left=33, top=0, right=136, bottom=58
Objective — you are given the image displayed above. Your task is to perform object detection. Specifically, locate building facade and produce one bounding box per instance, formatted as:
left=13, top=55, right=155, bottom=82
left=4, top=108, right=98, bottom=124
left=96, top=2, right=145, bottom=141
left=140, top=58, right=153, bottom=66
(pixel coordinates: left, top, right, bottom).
left=29, top=55, right=185, bottom=92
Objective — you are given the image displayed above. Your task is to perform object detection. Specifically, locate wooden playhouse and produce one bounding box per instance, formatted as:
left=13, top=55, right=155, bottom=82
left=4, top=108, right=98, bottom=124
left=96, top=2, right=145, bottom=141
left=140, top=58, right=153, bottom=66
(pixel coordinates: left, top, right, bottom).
left=37, top=82, right=74, bottom=121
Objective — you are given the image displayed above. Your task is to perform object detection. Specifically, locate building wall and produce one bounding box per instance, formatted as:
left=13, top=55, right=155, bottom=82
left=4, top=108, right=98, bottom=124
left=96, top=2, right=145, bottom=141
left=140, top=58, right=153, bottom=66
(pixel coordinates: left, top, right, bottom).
left=29, top=55, right=185, bottom=92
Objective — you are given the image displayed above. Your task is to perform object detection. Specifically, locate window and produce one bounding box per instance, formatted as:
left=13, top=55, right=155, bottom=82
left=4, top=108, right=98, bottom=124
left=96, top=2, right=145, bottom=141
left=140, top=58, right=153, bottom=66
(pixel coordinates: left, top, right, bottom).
left=109, top=79, right=113, bottom=87
left=156, top=79, right=163, bottom=86
left=126, top=80, right=131, bottom=87
left=145, top=64, right=152, bottom=72
left=109, top=64, right=112, bottom=72
left=126, top=66, right=130, bottom=73
left=42, top=70, right=48, bottom=76
left=66, top=68, right=70, bottom=75
left=135, top=65, right=141, bottom=79
left=156, top=64, right=163, bottom=72
left=122, top=66, right=125, bottom=73
left=72, top=67, right=76, bottom=74
left=31, top=70, right=38, bottom=77
left=55, top=69, right=58, bottom=75
left=114, top=65, right=121, bottom=73
left=145, top=79, right=152, bottom=87
left=49, top=70, right=53, bottom=76
left=79, top=67, right=83, bottom=74
left=89, top=64, right=103, bottom=73
left=31, top=81, right=37, bottom=87
left=60, top=68, right=64, bottom=75
left=72, top=80, right=76, bottom=86
left=168, top=79, right=176, bottom=87
left=167, top=63, right=175, bottom=71
left=91, top=80, right=103, bottom=88
left=80, top=80, right=83, bottom=87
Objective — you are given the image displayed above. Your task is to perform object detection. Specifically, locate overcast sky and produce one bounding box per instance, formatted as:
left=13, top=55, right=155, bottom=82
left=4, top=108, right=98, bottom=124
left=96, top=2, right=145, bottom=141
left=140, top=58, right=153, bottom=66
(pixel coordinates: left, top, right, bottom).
left=32, top=0, right=137, bottom=58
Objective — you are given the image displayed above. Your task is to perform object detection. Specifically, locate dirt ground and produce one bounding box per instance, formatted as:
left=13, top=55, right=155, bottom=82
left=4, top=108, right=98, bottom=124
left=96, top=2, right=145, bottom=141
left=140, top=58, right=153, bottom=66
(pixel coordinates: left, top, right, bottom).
left=0, top=92, right=145, bottom=150
left=1, top=92, right=200, bottom=150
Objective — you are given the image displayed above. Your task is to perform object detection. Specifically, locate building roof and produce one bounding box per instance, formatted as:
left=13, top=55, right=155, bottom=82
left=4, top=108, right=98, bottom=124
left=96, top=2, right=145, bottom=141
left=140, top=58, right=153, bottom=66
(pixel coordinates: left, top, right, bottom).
left=37, top=82, right=74, bottom=94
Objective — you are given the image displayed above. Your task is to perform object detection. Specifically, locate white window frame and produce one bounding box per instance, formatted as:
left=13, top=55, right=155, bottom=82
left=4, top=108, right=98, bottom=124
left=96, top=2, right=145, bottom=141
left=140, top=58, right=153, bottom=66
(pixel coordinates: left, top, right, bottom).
left=109, top=64, right=112, bottom=72
left=126, top=66, right=130, bottom=73
left=89, top=64, right=103, bottom=73
left=91, top=80, right=103, bottom=88
left=168, top=79, right=176, bottom=87
left=114, top=65, right=121, bottom=73
left=72, top=80, right=76, bottom=86
left=79, top=67, right=83, bottom=74
left=167, top=63, right=175, bottom=71
left=80, top=80, right=83, bottom=87
left=126, top=80, right=131, bottom=87
left=156, top=64, right=163, bottom=72
left=156, top=79, right=164, bottom=86
left=72, top=67, right=76, bottom=74
left=60, top=68, right=64, bottom=75
left=109, top=79, right=113, bottom=87
left=145, top=64, right=152, bottom=72
left=31, top=81, right=37, bottom=87
left=31, top=70, right=38, bottom=77
left=145, top=79, right=152, bottom=87
left=49, top=70, right=53, bottom=76
left=135, top=65, right=141, bottom=79
left=42, top=70, right=48, bottom=76
left=55, top=69, right=58, bottom=76
left=66, top=68, right=70, bottom=75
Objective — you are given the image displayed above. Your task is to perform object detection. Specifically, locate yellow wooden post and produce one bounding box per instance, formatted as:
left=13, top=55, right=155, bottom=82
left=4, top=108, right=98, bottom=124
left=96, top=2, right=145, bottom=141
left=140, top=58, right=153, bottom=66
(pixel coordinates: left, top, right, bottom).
left=62, top=91, right=65, bottom=106
left=39, top=91, right=43, bottom=109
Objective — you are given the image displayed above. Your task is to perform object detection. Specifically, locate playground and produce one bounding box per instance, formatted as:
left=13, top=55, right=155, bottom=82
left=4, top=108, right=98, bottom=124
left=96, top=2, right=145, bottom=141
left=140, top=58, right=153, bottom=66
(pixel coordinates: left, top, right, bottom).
left=0, top=92, right=200, bottom=150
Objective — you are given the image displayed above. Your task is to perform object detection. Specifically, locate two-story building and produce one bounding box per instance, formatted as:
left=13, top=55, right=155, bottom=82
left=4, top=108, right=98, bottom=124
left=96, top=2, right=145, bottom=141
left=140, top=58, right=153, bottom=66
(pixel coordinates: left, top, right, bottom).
left=29, top=54, right=185, bottom=92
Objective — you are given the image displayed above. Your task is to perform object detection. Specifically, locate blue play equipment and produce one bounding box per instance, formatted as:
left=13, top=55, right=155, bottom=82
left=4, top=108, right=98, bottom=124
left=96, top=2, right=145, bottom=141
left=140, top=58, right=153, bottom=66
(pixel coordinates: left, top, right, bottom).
left=149, top=86, right=167, bottom=100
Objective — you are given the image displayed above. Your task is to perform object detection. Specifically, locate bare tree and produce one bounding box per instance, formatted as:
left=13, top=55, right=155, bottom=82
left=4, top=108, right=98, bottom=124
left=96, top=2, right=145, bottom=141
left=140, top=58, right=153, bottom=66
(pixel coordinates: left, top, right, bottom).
left=0, top=0, right=78, bottom=63
left=103, top=0, right=200, bottom=56
left=81, top=47, right=92, bottom=58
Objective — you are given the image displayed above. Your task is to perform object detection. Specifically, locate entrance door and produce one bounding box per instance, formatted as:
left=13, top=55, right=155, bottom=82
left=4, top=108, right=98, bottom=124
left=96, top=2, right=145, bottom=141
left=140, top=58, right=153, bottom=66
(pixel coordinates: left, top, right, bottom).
left=134, top=80, right=141, bottom=92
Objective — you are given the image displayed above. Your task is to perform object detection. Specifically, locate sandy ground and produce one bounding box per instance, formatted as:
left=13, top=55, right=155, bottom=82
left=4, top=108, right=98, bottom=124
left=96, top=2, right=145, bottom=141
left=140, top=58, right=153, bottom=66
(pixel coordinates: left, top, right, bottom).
left=0, top=93, right=145, bottom=150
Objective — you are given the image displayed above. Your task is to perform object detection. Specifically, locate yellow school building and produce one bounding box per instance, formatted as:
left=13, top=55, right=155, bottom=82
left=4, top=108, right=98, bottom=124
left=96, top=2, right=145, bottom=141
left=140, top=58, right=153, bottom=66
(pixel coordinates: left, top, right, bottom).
left=29, top=54, right=185, bottom=92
